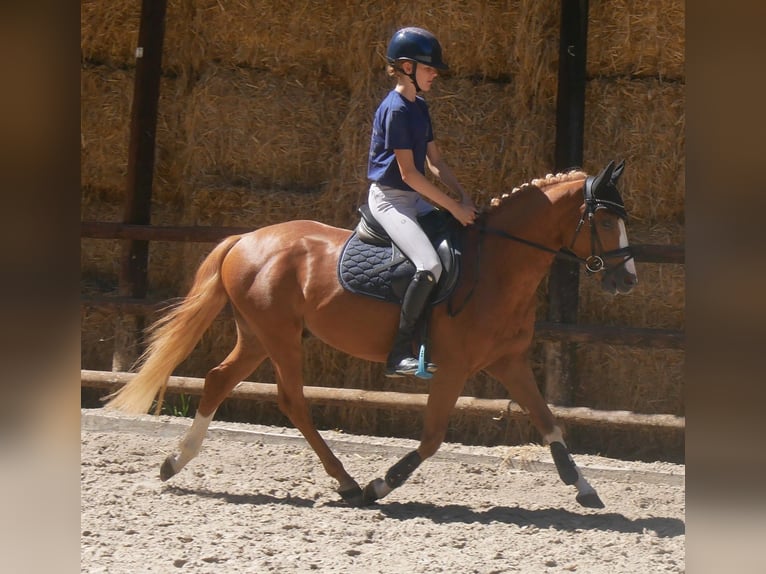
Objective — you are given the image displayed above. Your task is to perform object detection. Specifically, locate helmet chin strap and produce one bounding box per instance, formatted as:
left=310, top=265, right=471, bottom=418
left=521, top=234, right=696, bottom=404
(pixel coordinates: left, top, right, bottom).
left=394, top=61, right=421, bottom=92
left=407, top=62, right=422, bottom=92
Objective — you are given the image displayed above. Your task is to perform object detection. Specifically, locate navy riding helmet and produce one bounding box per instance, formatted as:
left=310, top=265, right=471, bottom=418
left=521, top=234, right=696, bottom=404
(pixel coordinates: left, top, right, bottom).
left=387, top=26, right=449, bottom=74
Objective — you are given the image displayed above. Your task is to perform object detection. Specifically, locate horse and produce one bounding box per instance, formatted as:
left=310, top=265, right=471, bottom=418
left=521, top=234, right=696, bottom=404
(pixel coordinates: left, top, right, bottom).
left=105, top=160, right=637, bottom=509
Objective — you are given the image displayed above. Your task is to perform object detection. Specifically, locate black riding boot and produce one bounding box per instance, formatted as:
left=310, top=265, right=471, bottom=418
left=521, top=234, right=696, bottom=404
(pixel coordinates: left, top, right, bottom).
left=385, top=270, right=437, bottom=377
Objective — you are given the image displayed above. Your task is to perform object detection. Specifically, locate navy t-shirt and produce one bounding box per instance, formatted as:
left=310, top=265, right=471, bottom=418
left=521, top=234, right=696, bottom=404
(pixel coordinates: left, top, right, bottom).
left=367, top=90, right=434, bottom=191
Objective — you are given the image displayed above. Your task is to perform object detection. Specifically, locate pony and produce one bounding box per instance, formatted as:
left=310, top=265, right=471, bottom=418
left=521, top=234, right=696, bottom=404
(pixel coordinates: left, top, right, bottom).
left=106, top=160, right=637, bottom=509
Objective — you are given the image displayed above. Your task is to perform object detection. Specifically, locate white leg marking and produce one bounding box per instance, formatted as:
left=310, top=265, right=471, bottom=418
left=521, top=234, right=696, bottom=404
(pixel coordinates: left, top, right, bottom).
left=372, top=478, right=393, bottom=499
left=574, top=468, right=597, bottom=497
left=543, top=426, right=566, bottom=447
left=544, top=426, right=597, bottom=496
left=168, top=411, right=214, bottom=474
left=618, top=220, right=637, bottom=278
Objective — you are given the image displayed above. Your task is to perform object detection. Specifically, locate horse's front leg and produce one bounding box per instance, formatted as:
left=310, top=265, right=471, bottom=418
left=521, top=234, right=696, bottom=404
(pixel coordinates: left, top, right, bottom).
left=484, top=354, right=605, bottom=509
left=362, top=375, right=464, bottom=505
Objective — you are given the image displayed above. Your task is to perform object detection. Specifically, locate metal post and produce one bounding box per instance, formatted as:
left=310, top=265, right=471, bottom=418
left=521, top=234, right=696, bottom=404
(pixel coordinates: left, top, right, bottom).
left=112, top=0, right=168, bottom=371
left=544, top=0, right=589, bottom=405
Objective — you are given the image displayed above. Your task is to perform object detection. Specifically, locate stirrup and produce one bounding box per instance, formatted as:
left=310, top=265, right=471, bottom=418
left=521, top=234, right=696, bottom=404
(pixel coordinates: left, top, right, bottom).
left=385, top=356, right=419, bottom=377
left=384, top=351, right=437, bottom=378
left=384, top=363, right=437, bottom=378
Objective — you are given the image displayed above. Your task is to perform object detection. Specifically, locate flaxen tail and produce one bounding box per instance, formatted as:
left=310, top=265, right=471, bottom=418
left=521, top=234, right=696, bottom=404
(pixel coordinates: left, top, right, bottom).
left=105, top=235, right=243, bottom=414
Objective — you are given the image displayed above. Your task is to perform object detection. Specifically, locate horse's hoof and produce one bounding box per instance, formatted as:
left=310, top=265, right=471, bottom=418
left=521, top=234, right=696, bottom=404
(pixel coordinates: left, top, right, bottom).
left=338, top=483, right=364, bottom=507
left=576, top=491, right=605, bottom=509
left=160, top=458, right=176, bottom=482
left=361, top=478, right=391, bottom=506
left=361, top=481, right=380, bottom=506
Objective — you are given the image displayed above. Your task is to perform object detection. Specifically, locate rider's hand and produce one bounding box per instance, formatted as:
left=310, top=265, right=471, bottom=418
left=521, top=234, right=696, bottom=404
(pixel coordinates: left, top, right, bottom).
left=452, top=201, right=477, bottom=226
left=460, top=195, right=477, bottom=211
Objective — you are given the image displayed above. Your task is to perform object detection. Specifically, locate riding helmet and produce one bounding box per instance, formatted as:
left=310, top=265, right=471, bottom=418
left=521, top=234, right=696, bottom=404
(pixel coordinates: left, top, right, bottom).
left=386, top=27, right=449, bottom=70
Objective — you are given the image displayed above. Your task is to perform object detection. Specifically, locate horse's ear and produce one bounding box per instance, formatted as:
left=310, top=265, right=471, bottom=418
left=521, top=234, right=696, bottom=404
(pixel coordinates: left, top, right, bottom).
left=592, top=160, right=615, bottom=193
left=611, top=160, right=626, bottom=183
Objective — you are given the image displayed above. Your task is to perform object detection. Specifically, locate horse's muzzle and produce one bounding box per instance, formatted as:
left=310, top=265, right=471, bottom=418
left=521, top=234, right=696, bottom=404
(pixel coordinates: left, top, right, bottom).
left=601, top=266, right=638, bottom=295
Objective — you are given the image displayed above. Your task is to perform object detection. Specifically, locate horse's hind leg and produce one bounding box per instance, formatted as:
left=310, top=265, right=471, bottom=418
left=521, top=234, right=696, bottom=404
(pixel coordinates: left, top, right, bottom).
left=160, top=334, right=266, bottom=481
left=484, top=354, right=605, bottom=509
left=265, top=328, right=364, bottom=506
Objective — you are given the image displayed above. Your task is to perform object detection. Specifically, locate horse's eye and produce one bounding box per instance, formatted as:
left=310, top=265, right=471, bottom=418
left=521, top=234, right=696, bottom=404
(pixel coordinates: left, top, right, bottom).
left=600, top=219, right=614, bottom=231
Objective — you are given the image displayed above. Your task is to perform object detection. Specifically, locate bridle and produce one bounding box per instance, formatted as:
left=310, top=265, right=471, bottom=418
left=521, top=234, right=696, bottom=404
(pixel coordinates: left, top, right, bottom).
left=574, top=174, right=634, bottom=272
left=447, top=176, right=635, bottom=316
left=484, top=175, right=634, bottom=273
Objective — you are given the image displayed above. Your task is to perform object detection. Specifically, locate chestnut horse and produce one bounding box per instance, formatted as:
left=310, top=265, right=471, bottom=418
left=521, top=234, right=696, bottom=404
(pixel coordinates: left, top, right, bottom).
left=106, top=160, right=637, bottom=509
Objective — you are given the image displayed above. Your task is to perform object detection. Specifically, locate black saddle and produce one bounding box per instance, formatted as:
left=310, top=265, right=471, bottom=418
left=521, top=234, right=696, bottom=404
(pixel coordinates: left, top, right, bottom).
left=337, top=205, right=462, bottom=304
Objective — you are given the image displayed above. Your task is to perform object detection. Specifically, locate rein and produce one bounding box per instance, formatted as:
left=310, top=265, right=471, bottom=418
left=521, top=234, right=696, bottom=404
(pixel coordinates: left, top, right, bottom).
left=480, top=226, right=585, bottom=266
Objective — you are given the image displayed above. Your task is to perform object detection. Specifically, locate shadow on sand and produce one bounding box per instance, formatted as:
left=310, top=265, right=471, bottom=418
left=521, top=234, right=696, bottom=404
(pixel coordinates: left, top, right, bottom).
left=374, top=500, right=684, bottom=538
left=165, top=485, right=683, bottom=538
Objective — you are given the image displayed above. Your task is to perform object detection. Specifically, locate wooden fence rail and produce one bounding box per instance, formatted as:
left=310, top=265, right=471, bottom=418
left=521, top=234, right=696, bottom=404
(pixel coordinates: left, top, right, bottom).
left=80, top=221, right=685, bottom=264
left=82, top=370, right=685, bottom=431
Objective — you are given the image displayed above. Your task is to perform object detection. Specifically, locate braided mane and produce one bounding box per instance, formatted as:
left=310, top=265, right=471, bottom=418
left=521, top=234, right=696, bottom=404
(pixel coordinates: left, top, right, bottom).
left=489, top=170, right=587, bottom=208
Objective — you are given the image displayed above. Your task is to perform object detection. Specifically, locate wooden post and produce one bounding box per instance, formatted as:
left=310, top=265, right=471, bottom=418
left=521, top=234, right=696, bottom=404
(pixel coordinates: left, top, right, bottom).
left=544, top=0, right=589, bottom=405
left=112, top=0, right=168, bottom=371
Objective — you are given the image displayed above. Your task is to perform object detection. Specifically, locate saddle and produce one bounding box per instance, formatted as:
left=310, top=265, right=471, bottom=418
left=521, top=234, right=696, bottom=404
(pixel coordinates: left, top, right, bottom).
left=337, top=205, right=462, bottom=305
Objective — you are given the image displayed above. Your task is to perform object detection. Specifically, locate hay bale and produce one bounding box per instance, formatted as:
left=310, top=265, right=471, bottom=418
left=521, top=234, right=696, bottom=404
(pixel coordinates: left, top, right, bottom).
left=185, top=0, right=345, bottom=78
left=186, top=185, right=324, bottom=228
left=80, top=0, right=194, bottom=71
left=81, top=237, right=120, bottom=292
left=81, top=0, right=684, bottom=82
left=575, top=345, right=684, bottom=415
left=584, top=78, right=684, bottom=223
left=576, top=224, right=684, bottom=416
left=579, top=222, right=685, bottom=329
left=81, top=196, right=123, bottom=292
left=81, top=307, right=118, bottom=371
left=81, top=0, right=684, bottom=85
left=80, top=67, right=132, bottom=193
left=588, top=0, right=685, bottom=79
left=568, top=424, right=683, bottom=462
left=80, top=0, right=140, bottom=67
left=80, top=195, right=196, bottom=305
left=177, top=66, right=347, bottom=191
left=188, top=1, right=540, bottom=83
left=428, top=78, right=557, bottom=202
left=81, top=66, right=187, bottom=205
left=362, top=2, right=546, bottom=81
